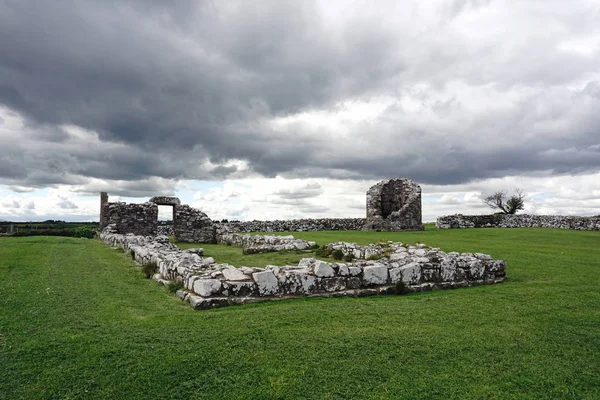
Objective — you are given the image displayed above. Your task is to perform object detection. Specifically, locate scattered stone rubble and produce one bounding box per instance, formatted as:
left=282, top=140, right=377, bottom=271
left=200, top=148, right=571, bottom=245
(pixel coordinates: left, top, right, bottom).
left=100, top=225, right=506, bottom=310
left=217, top=233, right=316, bottom=254
left=437, top=214, right=600, bottom=231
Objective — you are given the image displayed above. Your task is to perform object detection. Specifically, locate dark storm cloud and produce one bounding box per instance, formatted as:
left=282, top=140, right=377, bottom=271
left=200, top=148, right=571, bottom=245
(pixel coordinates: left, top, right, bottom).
left=1, top=0, right=599, bottom=191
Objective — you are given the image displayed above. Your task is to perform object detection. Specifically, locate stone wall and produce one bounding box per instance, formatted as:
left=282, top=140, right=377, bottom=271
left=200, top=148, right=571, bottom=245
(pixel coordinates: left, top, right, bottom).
left=101, top=201, right=158, bottom=236
left=217, top=218, right=366, bottom=232
left=325, top=242, right=387, bottom=260
left=149, top=196, right=181, bottom=206
left=173, top=204, right=217, bottom=243
left=436, top=214, right=600, bottom=230
left=99, top=229, right=506, bottom=310
left=364, top=178, right=423, bottom=231
left=100, top=192, right=108, bottom=230
left=217, top=233, right=316, bottom=254
left=99, top=193, right=217, bottom=243
left=98, top=177, right=426, bottom=239
left=157, top=225, right=173, bottom=236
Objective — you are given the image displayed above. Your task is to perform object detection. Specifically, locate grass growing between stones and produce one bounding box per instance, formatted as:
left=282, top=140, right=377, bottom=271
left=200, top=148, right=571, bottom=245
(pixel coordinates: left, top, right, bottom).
left=1, top=227, right=600, bottom=399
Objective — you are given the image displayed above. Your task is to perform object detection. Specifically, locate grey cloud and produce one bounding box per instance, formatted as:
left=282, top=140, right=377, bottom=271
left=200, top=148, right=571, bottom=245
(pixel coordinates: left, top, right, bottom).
left=0, top=0, right=599, bottom=191
left=70, top=177, right=178, bottom=198
left=2, top=199, right=20, bottom=208
left=444, top=0, right=492, bottom=20
left=7, top=186, right=36, bottom=193
left=58, top=200, right=78, bottom=210
left=296, top=204, right=330, bottom=214
left=272, top=182, right=323, bottom=199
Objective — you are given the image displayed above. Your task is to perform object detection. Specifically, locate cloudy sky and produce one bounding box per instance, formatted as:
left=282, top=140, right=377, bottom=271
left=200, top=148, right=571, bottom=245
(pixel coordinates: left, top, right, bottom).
left=1, top=0, right=600, bottom=222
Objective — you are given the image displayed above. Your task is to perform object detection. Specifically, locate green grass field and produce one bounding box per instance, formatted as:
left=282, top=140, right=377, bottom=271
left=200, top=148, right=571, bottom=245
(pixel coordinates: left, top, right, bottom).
left=1, top=227, right=599, bottom=399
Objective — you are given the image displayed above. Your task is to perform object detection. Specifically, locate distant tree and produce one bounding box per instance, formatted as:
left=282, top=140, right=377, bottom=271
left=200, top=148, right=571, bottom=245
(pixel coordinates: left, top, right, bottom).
left=483, top=189, right=525, bottom=214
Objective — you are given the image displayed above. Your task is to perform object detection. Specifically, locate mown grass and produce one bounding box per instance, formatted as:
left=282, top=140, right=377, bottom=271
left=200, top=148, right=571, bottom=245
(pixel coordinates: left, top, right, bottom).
left=1, top=227, right=599, bottom=399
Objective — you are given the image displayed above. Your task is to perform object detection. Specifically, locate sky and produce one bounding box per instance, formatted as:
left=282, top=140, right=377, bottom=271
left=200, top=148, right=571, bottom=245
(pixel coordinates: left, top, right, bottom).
left=1, top=0, right=600, bottom=222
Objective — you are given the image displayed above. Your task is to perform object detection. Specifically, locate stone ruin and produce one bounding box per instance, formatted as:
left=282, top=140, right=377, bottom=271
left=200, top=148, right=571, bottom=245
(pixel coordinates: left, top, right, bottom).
left=363, top=178, right=424, bottom=231
left=99, top=176, right=424, bottom=242
left=96, top=179, right=508, bottom=310
left=100, top=193, right=216, bottom=243
left=100, top=230, right=507, bottom=310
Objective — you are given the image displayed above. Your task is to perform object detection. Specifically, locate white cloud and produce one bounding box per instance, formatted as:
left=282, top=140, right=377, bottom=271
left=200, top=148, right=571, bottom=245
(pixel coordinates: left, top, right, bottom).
left=2, top=171, right=600, bottom=222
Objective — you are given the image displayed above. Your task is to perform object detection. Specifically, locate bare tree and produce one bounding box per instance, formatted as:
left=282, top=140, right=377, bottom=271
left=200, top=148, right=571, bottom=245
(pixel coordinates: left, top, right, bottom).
left=483, top=189, right=525, bottom=214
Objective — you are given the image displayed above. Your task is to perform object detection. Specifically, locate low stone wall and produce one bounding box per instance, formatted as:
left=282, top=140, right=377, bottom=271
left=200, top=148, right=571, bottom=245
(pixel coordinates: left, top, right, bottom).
left=99, top=230, right=506, bottom=310
left=325, top=242, right=387, bottom=260
left=217, top=218, right=366, bottom=233
left=157, top=219, right=366, bottom=236
left=217, top=233, right=316, bottom=254
left=437, top=214, right=600, bottom=230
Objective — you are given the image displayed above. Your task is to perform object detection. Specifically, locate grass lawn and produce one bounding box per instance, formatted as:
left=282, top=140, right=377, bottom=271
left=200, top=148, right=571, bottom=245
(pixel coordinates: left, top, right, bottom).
left=1, top=227, right=599, bottom=399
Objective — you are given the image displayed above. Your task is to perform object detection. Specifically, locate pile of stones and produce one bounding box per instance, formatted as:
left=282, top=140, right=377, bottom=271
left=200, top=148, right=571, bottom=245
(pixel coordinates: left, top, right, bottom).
left=437, top=214, right=600, bottom=230
left=99, top=226, right=507, bottom=310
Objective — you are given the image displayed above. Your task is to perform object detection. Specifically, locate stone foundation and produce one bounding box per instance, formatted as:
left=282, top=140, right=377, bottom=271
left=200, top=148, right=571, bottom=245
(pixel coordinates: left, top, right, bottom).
left=325, top=242, right=387, bottom=260
left=436, top=214, right=600, bottom=230
left=217, top=233, right=316, bottom=254
left=99, top=227, right=506, bottom=310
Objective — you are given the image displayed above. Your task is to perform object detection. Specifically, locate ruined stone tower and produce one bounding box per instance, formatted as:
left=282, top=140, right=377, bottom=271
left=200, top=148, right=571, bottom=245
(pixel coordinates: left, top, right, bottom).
left=363, top=178, right=424, bottom=231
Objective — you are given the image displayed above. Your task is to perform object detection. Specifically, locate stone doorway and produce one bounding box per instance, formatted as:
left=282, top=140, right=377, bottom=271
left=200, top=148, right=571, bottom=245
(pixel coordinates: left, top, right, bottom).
left=157, top=205, right=175, bottom=237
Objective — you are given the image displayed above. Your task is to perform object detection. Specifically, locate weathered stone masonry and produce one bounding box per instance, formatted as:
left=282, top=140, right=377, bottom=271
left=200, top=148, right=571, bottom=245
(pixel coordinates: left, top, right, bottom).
left=99, top=177, right=424, bottom=240
left=437, top=214, right=600, bottom=230
left=97, top=179, right=509, bottom=310
left=174, top=204, right=216, bottom=243
left=217, top=218, right=366, bottom=233
left=101, top=197, right=158, bottom=237
left=364, top=178, right=424, bottom=231
left=217, top=233, right=316, bottom=254
left=100, top=193, right=217, bottom=243
left=100, top=228, right=507, bottom=310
